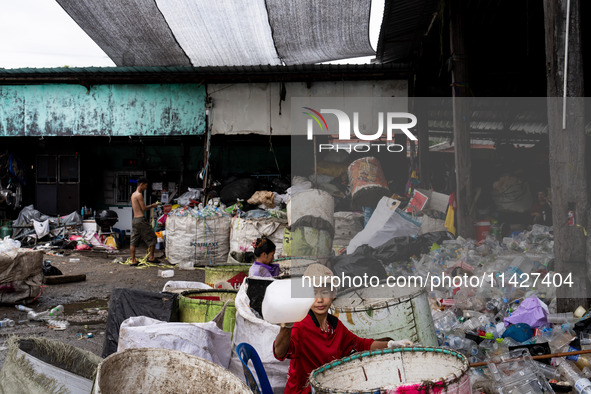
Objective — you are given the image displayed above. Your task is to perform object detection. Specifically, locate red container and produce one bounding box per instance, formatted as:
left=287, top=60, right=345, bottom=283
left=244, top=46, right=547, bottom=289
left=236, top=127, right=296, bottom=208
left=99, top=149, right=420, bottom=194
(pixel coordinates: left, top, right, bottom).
left=473, top=221, right=491, bottom=241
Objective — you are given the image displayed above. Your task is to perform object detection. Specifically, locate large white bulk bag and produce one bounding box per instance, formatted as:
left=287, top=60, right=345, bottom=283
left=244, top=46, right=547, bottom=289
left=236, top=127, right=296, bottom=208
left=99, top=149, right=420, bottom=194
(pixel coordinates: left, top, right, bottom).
left=118, top=316, right=232, bottom=368
left=166, top=215, right=231, bottom=267
left=229, top=217, right=287, bottom=257
left=228, top=279, right=289, bottom=392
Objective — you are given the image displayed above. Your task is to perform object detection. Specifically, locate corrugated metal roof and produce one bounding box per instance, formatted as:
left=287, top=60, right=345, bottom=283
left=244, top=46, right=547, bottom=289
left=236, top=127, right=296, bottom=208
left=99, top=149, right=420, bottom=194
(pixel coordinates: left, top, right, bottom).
left=0, top=63, right=412, bottom=84
left=376, top=0, right=440, bottom=64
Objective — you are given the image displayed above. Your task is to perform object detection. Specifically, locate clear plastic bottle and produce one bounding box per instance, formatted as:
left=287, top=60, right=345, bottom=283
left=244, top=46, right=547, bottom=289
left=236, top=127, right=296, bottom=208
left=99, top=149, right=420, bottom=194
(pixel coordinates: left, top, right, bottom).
left=462, top=314, right=490, bottom=332
left=15, top=305, right=33, bottom=312
left=581, top=332, right=591, bottom=346
left=432, top=309, right=460, bottom=333
left=448, top=335, right=479, bottom=356
left=547, top=312, right=575, bottom=324
left=549, top=329, right=575, bottom=353
left=0, top=318, right=15, bottom=328
left=27, top=310, right=49, bottom=321
left=478, top=338, right=497, bottom=355
left=500, top=337, right=521, bottom=348
left=565, top=345, right=591, bottom=371
left=557, top=359, right=591, bottom=394
left=49, top=305, right=64, bottom=317
left=486, top=297, right=504, bottom=313
left=534, top=361, right=560, bottom=380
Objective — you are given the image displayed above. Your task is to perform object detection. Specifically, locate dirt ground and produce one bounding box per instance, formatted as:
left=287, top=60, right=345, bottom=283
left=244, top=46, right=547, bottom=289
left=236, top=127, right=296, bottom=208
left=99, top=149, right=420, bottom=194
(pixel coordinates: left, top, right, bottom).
left=0, top=245, right=204, bottom=369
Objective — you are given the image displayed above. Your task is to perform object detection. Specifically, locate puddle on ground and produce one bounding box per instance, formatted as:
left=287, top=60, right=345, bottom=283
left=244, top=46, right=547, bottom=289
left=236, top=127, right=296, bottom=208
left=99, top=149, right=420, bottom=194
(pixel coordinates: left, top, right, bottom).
left=63, top=299, right=109, bottom=325
left=63, top=299, right=109, bottom=314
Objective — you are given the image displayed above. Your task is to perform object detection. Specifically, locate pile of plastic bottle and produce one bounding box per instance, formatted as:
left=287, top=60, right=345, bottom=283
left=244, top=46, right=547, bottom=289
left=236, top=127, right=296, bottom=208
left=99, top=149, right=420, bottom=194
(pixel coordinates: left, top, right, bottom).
left=168, top=200, right=229, bottom=219
left=410, top=224, right=591, bottom=392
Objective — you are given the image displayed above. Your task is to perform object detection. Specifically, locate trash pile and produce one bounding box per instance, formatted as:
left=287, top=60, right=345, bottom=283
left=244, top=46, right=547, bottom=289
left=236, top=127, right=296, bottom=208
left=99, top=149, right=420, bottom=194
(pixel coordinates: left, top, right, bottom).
left=168, top=200, right=229, bottom=218
left=400, top=224, right=591, bottom=393
left=165, top=183, right=289, bottom=268
left=6, top=205, right=117, bottom=252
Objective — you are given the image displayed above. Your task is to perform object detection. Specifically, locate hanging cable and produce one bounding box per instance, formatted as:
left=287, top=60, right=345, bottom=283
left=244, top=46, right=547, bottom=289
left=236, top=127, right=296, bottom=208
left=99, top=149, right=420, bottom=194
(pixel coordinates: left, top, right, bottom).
left=562, top=0, right=571, bottom=129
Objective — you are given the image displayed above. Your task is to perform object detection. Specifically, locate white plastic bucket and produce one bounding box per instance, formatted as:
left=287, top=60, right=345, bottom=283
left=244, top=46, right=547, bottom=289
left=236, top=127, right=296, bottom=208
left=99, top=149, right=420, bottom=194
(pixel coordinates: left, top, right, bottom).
left=228, top=279, right=290, bottom=392
left=309, top=347, right=471, bottom=393
left=82, top=220, right=97, bottom=232
left=332, top=284, right=438, bottom=347
left=93, top=348, right=250, bottom=393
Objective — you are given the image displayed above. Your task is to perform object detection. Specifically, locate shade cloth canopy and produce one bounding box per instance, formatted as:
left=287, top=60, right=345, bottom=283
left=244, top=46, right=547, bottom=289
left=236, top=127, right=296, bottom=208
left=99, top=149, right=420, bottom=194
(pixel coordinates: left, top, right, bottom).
left=56, top=0, right=374, bottom=67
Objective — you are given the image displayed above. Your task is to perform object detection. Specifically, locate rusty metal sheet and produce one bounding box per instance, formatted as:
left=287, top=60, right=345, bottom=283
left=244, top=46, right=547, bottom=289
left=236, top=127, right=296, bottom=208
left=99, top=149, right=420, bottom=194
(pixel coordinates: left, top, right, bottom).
left=0, top=83, right=205, bottom=136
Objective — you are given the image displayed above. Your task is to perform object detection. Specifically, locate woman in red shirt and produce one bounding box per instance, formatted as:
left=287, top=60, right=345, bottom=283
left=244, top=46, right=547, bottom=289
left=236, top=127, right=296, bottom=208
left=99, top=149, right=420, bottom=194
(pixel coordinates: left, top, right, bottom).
left=273, top=265, right=409, bottom=393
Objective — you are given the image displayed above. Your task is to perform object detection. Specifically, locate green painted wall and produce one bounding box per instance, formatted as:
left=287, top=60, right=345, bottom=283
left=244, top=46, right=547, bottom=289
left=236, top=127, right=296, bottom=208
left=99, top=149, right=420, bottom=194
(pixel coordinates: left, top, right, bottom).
left=0, top=84, right=205, bottom=136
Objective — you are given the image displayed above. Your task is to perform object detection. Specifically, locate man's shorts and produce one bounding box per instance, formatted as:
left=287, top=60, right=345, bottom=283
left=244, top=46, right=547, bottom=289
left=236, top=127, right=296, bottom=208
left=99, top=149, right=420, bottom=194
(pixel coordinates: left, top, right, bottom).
left=130, top=217, right=157, bottom=247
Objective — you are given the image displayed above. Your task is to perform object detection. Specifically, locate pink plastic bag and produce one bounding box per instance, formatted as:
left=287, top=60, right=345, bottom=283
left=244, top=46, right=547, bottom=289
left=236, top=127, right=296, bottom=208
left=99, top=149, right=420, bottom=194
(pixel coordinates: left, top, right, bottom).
left=76, top=243, right=91, bottom=250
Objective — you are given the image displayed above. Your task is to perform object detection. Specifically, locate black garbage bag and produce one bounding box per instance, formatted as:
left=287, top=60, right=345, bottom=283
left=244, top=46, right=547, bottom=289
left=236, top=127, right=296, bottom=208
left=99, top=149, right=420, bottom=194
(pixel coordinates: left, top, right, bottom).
left=271, top=177, right=290, bottom=194
left=42, top=260, right=62, bottom=276
left=508, top=342, right=552, bottom=365
left=373, top=231, right=453, bottom=263
left=220, top=178, right=258, bottom=206
left=574, top=317, right=591, bottom=335
left=330, top=245, right=387, bottom=291
left=246, top=277, right=274, bottom=319
left=101, top=288, right=179, bottom=358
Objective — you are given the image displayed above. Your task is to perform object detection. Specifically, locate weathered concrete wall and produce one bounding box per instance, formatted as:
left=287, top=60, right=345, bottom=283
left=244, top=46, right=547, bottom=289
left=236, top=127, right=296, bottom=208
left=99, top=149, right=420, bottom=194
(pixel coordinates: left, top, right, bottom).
left=0, top=84, right=206, bottom=136
left=209, top=80, right=408, bottom=135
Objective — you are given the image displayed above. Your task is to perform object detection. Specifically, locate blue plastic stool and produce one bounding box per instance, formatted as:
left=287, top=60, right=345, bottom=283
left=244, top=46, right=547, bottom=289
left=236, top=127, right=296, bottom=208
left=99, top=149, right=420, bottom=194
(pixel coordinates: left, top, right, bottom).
left=236, top=342, right=273, bottom=394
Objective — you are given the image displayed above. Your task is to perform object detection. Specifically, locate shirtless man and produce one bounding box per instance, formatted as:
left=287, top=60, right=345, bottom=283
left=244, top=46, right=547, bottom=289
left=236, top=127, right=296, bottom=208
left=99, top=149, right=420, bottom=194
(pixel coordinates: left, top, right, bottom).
left=130, top=178, right=159, bottom=266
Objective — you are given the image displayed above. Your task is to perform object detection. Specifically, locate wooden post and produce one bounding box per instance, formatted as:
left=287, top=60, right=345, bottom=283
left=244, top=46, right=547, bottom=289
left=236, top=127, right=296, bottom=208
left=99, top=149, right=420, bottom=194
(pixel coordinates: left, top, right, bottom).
left=416, top=101, right=430, bottom=188
left=449, top=0, right=473, bottom=238
left=543, top=0, right=589, bottom=310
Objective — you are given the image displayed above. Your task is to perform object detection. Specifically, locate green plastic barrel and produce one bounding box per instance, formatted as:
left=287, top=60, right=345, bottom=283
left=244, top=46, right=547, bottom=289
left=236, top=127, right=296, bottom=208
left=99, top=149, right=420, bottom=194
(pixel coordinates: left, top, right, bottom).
left=178, top=290, right=238, bottom=334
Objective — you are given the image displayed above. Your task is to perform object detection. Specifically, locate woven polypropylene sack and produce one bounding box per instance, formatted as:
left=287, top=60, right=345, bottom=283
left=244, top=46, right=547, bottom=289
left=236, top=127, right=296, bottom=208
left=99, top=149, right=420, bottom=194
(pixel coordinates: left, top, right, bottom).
left=166, top=215, right=231, bottom=267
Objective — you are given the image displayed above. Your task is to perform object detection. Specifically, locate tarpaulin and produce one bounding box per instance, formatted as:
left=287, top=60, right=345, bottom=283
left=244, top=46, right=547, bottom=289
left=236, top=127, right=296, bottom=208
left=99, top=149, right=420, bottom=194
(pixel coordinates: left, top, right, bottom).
left=57, top=0, right=374, bottom=67
left=56, top=0, right=191, bottom=66
left=12, top=205, right=82, bottom=239
left=266, top=0, right=374, bottom=64
left=347, top=197, right=421, bottom=254
left=155, top=0, right=281, bottom=66
left=101, top=288, right=179, bottom=358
